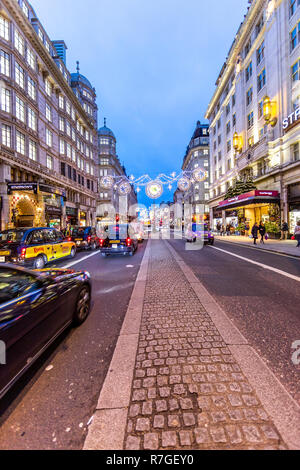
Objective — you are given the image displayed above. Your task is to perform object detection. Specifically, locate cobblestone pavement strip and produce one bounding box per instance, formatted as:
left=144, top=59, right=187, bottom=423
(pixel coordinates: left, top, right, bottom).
left=124, top=241, right=287, bottom=450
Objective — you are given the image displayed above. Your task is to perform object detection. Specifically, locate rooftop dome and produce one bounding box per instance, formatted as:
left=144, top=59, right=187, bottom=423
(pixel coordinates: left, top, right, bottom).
left=70, top=62, right=94, bottom=91
left=98, top=118, right=116, bottom=139
left=71, top=73, right=93, bottom=90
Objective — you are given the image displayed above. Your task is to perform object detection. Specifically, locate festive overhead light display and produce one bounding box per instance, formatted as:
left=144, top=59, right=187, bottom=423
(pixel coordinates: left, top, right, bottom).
left=103, top=170, right=208, bottom=199
left=177, top=177, right=191, bottom=192
left=146, top=181, right=164, bottom=199
left=100, top=175, right=114, bottom=189
left=118, top=181, right=132, bottom=196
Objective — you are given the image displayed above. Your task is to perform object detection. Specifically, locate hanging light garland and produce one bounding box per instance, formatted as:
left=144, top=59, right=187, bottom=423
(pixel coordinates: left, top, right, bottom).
left=100, top=169, right=209, bottom=200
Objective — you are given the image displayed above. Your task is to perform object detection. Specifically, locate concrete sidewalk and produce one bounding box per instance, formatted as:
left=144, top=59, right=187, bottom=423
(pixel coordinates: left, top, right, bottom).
left=215, top=235, right=300, bottom=257
left=84, top=240, right=300, bottom=450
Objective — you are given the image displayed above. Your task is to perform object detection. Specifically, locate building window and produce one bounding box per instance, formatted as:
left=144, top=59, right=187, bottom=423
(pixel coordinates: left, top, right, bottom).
left=47, top=155, right=53, bottom=170
left=0, top=50, right=10, bottom=76
left=46, top=103, right=52, bottom=122
left=45, top=79, right=52, bottom=97
left=289, top=0, right=298, bottom=18
left=14, top=29, right=25, bottom=56
left=61, top=162, right=66, bottom=176
left=1, top=88, right=10, bottom=113
left=28, top=107, right=37, bottom=131
left=2, top=124, right=11, bottom=147
left=257, top=41, right=265, bottom=65
left=59, top=95, right=64, bottom=109
left=0, top=15, right=9, bottom=41
left=245, top=62, right=252, bottom=82
left=232, top=113, right=236, bottom=127
left=292, top=59, right=300, bottom=82
left=16, top=130, right=25, bottom=154
left=59, top=117, right=64, bottom=132
left=227, top=140, right=231, bottom=152
left=258, top=100, right=264, bottom=119
left=16, top=95, right=25, bottom=122
left=244, top=39, right=252, bottom=58
left=255, top=15, right=264, bottom=37
left=257, top=69, right=266, bottom=92
left=226, top=121, right=231, bottom=134
left=27, top=48, right=35, bottom=69
left=46, top=129, right=52, bottom=147
left=22, top=1, right=29, bottom=17
left=247, top=111, right=254, bottom=130
left=29, top=140, right=37, bottom=161
left=292, top=142, right=299, bottom=161
left=226, top=103, right=230, bottom=116
left=246, top=87, right=253, bottom=106
left=28, top=76, right=36, bottom=100
left=218, top=135, right=221, bottom=145
left=15, top=62, right=25, bottom=89
left=232, top=94, right=236, bottom=107
left=290, top=26, right=298, bottom=52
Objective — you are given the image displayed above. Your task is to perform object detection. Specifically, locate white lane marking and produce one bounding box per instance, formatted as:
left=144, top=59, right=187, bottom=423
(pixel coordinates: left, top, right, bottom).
left=126, top=265, right=134, bottom=268
left=217, top=239, right=300, bottom=260
left=63, top=251, right=100, bottom=269
left=210, top=245, right=300, bottom=283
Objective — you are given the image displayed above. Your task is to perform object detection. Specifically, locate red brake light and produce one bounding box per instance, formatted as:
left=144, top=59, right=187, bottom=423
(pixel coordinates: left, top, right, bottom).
left=21, top=247, right=26, bottom=258
left=126, top=237, right=132, bottom=247
left=68, top=237, right=72, bottom=242
left=100, top=239, right=104, bottom=247
left=88, top=236, right=91, bottom=242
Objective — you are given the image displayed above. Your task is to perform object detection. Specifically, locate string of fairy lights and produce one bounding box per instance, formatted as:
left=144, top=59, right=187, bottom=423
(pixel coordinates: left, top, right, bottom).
left=100, top=168, right=209, bottom=200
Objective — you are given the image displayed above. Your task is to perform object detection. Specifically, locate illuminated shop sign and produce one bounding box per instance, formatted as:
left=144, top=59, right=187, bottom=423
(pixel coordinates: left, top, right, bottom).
left=282, top=107, right=300, bottom=131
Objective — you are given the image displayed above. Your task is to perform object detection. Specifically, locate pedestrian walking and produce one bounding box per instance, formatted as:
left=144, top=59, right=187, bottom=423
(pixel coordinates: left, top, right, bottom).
left=216, top=222, right=221, bottom=235
left=251, top=222, right=259, bottom=245
left=221, top=224, right=225, bottom=236
left=258, top=221, right=266, bottom=244
left=281, top=222, right=289, bottom=240
left=294, top=221, right=300, bottom=248
left=226, top=224, right=231, bottom=236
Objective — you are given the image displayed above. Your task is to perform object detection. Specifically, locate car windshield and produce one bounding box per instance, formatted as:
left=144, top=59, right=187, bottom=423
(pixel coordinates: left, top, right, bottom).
left=71, top=228, right=86, bottom=237
left=0, top=230, right=25, bottom=243
left=106, top=224, right=128, bottom=240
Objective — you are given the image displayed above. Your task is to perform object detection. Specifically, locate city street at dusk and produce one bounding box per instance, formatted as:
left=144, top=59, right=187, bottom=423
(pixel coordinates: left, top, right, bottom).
left=0, top=0, right=300, bottom=456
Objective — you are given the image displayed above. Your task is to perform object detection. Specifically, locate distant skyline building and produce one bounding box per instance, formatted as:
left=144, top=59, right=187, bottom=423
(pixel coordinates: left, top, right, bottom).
left=175, top=121, right=210, bottom=224
left=97, top=119, right=137, bottom=221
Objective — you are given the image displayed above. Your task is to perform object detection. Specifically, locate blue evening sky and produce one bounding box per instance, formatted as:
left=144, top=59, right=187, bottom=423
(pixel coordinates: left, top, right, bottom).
left=31, top=0, right=249, bottom=207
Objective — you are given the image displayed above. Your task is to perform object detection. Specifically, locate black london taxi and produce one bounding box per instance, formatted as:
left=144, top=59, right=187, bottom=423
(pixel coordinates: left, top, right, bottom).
left=0, top=228, right=76, bottom=269
left=99, top=224, right=138, bottom=257
left=68, top=226, right=100, bottom=251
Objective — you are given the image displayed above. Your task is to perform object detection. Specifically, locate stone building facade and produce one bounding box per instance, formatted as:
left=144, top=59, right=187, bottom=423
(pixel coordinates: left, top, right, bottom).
left=97, top=120, right=137, bottom=222
left=205, top=0, right=300, bottom=234
left=181, top=121, right=210, bottom=224
left=0, top=0, right=98, bottom=230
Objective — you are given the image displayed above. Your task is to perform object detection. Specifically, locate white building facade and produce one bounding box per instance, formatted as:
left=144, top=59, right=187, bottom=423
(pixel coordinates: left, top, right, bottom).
left=205, top=0, right=300, bottom=234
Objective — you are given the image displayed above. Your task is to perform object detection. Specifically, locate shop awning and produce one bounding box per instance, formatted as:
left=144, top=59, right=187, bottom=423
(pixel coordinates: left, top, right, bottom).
left=218, top=190, right=280, bottom=210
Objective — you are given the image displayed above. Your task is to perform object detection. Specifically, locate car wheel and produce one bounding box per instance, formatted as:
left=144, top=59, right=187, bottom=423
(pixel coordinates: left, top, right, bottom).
left=193, top=237, right=197, bottom=243
left=73, top=285, right=91, bottom=326
left=34, top=255, right=46, bottom=269
left=210, top=240, right=214, bottom=245
left=70, top=247, right=76, bottom=258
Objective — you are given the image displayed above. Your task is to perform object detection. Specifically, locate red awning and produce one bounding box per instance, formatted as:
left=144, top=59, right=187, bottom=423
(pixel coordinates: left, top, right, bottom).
left=218, top=190, right=280, bottom=210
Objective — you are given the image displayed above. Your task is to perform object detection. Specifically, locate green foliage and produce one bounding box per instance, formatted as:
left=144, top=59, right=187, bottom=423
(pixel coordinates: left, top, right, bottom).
left=265, top=221, right=280, bottom=233
left=224, top=178, right=257, bottom=200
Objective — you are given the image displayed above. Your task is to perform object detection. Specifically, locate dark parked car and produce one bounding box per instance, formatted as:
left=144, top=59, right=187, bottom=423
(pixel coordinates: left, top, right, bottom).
left=100, top=224, right=138, bottom=257
left=0, top=264, right=91, bottom=400
left=67, top=227, right=100, bottom=251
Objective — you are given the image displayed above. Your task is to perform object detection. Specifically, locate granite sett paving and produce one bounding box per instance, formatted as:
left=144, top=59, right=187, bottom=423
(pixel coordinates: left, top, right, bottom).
left=123, top=240, right=287, bottom=450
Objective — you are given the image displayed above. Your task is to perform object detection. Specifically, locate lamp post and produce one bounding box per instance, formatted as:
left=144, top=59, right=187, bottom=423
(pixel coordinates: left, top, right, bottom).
left=263, top=96, right=277, bottom=127
left=233, top=132, right=243, bottom=154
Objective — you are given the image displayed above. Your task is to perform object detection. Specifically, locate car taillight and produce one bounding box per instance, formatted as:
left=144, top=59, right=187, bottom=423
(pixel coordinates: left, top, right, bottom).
left=100, top=239, right=104, bottom=247
left=21, top=247, right=26, bottom=259
left=126, top=237, right=132, bottom=247
left=88, top=236, right=91, bottom=243
left=68, top=237, right=72, bottom=242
